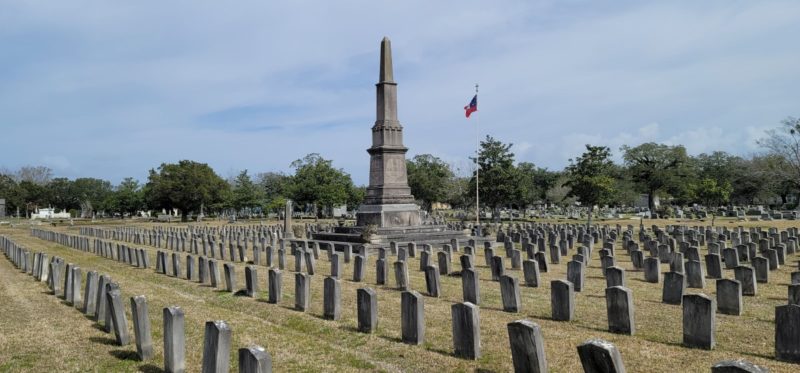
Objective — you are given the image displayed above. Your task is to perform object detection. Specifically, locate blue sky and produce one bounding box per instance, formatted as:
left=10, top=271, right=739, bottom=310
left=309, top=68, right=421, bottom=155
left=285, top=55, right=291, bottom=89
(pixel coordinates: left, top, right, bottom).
left=1, top=1, right=798, bottom=185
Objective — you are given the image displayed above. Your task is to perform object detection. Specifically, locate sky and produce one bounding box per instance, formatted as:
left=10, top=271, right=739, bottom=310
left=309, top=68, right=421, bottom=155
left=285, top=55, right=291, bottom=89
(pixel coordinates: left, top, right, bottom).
left=1, top=1, right=799, bottom=185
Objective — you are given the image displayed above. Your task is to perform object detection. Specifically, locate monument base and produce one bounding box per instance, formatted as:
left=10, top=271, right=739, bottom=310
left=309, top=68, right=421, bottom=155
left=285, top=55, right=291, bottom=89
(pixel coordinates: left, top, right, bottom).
left=312, top=223, right=490, bottom=249
left=355, top=203, right=422, bottom=227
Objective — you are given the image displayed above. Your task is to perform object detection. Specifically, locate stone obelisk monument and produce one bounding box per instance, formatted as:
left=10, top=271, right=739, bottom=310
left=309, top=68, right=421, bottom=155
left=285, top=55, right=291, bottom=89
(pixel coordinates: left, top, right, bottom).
left=356, top=37, right=422, bottom=228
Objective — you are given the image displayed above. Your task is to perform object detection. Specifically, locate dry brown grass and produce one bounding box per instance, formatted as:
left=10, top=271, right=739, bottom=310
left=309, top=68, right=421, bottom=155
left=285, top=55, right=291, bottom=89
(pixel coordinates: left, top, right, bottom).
left=0, top=218, right=798, bottom=372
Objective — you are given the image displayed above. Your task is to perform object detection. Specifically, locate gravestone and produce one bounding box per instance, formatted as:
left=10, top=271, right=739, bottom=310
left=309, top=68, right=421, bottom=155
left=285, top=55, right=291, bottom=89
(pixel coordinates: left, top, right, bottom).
left=734, top=266, right=757, bottom=296
left=424, top=265, right=441, bottom=297
left=238, top=346, right=272, bottom=373
left=323, top=276, right=342, bottom=320
left=644, top=257, right=661, bottom=283
left=401, top=290, right=425, bottom=345
left=223, top=263, right=236, bottom=292
left=245, top=266, right=259, bottom=298
left=268, top=269, right=282, bottom=304
left=577, top=339, right=626, bottom=373
left=394, top=260, right=410, bottom=290
left=705, top=253, right=723, bottom=279
left=163, top=306, right=185, bottom=373
left=551, top=279, right=574, bottom=321
left=130, top=295, right=154, bottom=361
left=685, top=260, right=705, bottom=289
left=357, top=288, right=378, bottom=333
left=462, top=268, right=481, bottom=305
left=84, top=270, right=99, bottom=317
left=605, top=266, right=626, bottom=288
left=775, top=304, right=800, bottom=363
left=662, top=272, right=686, bottom=305
left=523, top=259, right=540, bottom=287
left=716, top=279, right=742, bottom=316
left=202, top=320, right=232, bottom=373
left=606, top=286, right=635, bottom=335
left=567, top=260, right=585, bottom=292
left=507, top=320, right=548, bottom=373
left=500, top=275, right=521, bottom=313
left=295, top=273, right=310, bottom=311
left=353, top=255, right=366, bottom=282
left=711, top=360, right=769, bottom=373
left=376, top=258, right=387, bottom=285
left=451, top=302, right=481, bottom=360
left=683, top=293, right=716, bottom=350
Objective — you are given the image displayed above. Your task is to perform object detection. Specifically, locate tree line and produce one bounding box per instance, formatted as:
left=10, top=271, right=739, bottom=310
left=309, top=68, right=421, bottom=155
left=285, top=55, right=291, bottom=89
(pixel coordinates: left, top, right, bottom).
left=1, top=117, right=797, bottom=221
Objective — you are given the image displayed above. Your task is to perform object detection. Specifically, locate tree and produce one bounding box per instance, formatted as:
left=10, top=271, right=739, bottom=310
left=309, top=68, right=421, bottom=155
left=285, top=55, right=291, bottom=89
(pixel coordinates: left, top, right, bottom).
left=407, top=154, right=455, bottom=211
left=621, top=143, right=689, bottom=215
left=516, top=163, right=560, bottom=207
left=469, top=135, right=520, bottom=221
left=287, top=153, right=354, bottom=218
left=564, top=145, right=615, bottom=227
left=144, top=160, right=229, bottom=221
left=230, top=170, right=264, bottom=212
left=693, top=178, right=732, bottom=207
left=545, top=176, right=575, bottom=207
left=15, top=165, right=52, bottom=185
left=71, top=178, right=113, bottom=217
left=46, top=178, right=77, bottom=211
left=111, top=178, right=145, bottom=218
left=257, top=172, right=292, bottom=213
left=17, top=180, right=48, bottom=217
left=757, top=116, right=800, bottom=191
left=0, top=173, right=23, bottom=216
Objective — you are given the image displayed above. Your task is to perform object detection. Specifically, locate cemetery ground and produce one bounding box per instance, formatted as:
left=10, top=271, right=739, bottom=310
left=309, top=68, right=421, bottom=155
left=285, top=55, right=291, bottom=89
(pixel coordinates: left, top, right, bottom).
left=0, top=218, right=798, bottom=372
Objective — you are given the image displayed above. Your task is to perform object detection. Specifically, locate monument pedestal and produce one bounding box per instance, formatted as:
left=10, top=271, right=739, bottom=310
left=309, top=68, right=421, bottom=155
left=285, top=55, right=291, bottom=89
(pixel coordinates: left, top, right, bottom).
left=356, top=203, right=421, bottom=227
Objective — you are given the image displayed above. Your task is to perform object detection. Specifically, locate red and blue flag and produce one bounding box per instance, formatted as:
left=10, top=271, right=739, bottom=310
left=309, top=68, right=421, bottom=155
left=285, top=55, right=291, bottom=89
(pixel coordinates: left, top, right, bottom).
left=464, top=94, right=478, bottom=118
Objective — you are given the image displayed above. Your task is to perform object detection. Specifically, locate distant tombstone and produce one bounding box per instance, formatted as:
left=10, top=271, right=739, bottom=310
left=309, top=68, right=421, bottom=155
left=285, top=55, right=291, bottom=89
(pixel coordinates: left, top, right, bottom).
left=705, top=253, right=723, bottom=279
left=394, top=261, right=410, bottom=291
left=682, top=293, right=716, bottom=350
left=357, top=288, right=378, bottom=333
left=716, top=279, right=742, bottom=316
left=223, top=263, right=236, bottom=292
left=523, top=259, right=540, bottom=287
left=268, top=269, right=282, bottom=304
left=500, top=275, right=521, bottom=313
left=606, top=286, right=635, bottom=335
left=790, top=284, right=800, bottom=306
left=734, top=266, right=757, bottom=296
left=567, top=260, right=585, bottom=292
left=294, top=273, right=310, bottom=311
left=491, top=256, right=505, bottom=281
left=576, top=339, right=626, bottom=373
left=353, top=255, right=366, bottom=282
left=753, top=257, right=769, bottom=283
left=605, top=266, right=626, bottom=288
left=245, top=266, right=259, bottom=298
left=323, top=276, right=342, bottom=320
left=685, top=260, right=705, bottom=289
left=551, top=279, right=574, bottom=321
left=507, top=320, right=548, bottom=373
left=438, top=251, right=451, bottom=275
left=424, top=265, right=441, bottom=297
left=461, top=268, right=481, bottom=305
left=376, top=258, right=387, bottom=285
left=644, top=257, right=661, bottom=283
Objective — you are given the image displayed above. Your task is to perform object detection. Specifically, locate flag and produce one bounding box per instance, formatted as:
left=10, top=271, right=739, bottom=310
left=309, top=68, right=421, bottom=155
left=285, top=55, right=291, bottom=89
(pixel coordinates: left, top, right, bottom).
left=464, top=94, right=478, bottom=118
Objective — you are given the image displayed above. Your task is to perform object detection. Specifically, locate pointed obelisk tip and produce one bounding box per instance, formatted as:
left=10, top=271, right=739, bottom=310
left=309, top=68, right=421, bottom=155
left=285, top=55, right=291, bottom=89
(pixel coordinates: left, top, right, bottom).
left=379, top=37, right=393, bottom=83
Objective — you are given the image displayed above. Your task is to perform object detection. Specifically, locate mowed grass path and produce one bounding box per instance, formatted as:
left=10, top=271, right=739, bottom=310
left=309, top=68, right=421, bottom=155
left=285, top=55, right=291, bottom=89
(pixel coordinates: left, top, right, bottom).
left=0, top=219, right=798, bottom=372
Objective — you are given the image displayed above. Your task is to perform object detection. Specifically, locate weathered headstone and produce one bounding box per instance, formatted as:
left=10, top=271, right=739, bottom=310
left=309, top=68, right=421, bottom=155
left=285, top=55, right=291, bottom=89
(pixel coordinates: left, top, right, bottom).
left=245, top=266, right=259, bottom=298
left=295, top=273, right=310, bottom=311
left=424, top=265, right=441, bottom=297
left=130, top=295, right=154, bottom=361
left=501, top=275, right=521, bottom=313
left=606, top=286, right=635, bottom=335
left=662, top=271, right=686, bottom=305
left=357, top=288, right=378, bottom=333
left=507, top=320, right=548, bottom=373
left=716, top=279, right=742, bottom=316
left=775, top=304, right=800, bottom=363
left=451, top=302, right=481, bottom=359
left=401, top=290, right=425, bottom=345
left=682, top=293, right=716, bottom=350
left=163, top=306, right=185, bottom=373
left=238, top=346, right=272, bottom=373
left=268, top=269, right=282, bottom=304
left=462, top=268, right=480, bottom=305
left=577, top=339, right=626, bottom=373
left=202, top=320, right=232, bottom=373
left=551, top=279, right=574, bottom=321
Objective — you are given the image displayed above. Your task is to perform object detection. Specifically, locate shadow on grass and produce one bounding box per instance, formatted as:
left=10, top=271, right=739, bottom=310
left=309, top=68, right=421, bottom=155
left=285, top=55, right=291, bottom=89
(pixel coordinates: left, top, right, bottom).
left=377, top=334, right=404, bottom=344
left=232, top=289, right=249, bottom=297
left=109, top=349, right=139, bottom=361
left=89, top=336, right=117, bottom=346
left=425, top=345, right=454, bottom=358
left=138, top=364, right=164, bottom=373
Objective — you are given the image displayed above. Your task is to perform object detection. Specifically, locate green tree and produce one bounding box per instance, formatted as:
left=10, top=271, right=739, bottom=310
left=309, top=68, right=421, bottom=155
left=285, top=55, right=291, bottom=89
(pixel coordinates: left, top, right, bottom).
left=693, top=178, right=732, bottom=207
left=111, top=177, right=145, bottom=218
left=469, top=135, right=520, bottom=221
left=144, top=160, right=229, bottom=221
left=0, top=173, right=23, bottom=216
left=46, top=178, right=77, bottom=211
left=564, top=145, right=615, bottom=227
left=257, top=172, right=292, bottom=213
left=71, top=178, right=113, bottom=217
left=230, top=170, right=264, bottom=211
left=516, top=163, right=560, bottom=207
left=621, top=143, right=689, bottom=215
left=287, top=153, right=354, bottom=218
left=407, top=154, right=455, bottom=211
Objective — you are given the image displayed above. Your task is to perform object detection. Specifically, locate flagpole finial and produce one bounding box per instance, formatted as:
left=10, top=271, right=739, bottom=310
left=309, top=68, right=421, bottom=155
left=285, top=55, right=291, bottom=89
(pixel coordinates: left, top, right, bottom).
left=475, top=83, right=479, bottom=94
left=379, top=37, right=394, bottom=83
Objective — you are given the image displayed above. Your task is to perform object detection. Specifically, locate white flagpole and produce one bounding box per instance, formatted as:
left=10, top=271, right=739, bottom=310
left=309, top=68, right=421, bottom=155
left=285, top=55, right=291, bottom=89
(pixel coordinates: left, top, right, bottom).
left=474, top=83, right=480, bottom=230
